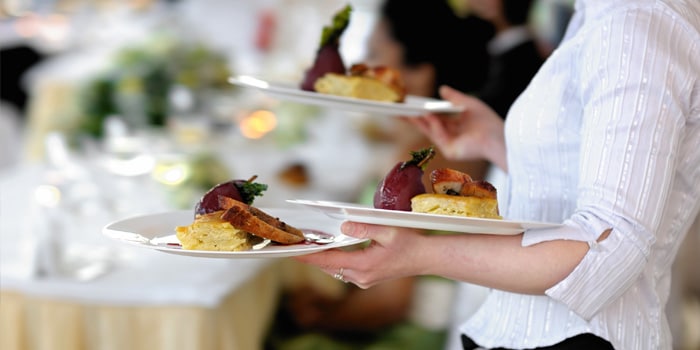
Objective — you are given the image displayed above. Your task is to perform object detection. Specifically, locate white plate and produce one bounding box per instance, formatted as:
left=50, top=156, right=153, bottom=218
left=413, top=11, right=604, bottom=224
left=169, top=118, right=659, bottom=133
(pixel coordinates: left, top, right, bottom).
left=102, top=208, right=368, bottom=259
left=229, top=75, right=464, bottom=116
left=287, top=199, right=562, bottom=235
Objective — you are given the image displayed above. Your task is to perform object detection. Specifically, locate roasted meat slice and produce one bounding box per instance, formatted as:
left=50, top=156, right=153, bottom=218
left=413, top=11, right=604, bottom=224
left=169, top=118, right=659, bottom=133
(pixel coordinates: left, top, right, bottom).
left=430, top=168, right=473, bottom=195
left=218, top=196, right=305, bottom=244
left=430, top=168, right=496, bottom=199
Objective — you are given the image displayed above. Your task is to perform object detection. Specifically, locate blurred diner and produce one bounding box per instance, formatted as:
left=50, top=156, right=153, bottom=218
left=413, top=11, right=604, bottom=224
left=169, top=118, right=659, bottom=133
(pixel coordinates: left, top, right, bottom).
left=1, top=1, right=698, bottom=350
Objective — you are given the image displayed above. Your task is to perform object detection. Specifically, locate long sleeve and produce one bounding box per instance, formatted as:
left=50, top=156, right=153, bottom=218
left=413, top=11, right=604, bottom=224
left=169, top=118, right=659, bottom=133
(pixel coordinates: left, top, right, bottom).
left=463, top=1, right=700, bottom=349
left=542, top=3, right=698, bottom=319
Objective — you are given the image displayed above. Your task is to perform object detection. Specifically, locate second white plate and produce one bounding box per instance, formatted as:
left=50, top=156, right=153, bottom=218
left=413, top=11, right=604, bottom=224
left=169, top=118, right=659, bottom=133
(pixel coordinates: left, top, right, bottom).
left=229, top=75, right=464, bottom=116
left=287, top=199, right=562, bottom=235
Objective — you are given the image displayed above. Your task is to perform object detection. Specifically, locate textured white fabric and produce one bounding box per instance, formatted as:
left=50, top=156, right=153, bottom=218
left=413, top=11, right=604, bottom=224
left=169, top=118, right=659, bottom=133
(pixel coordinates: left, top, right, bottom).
left=460, top=0, right=700, bottom=349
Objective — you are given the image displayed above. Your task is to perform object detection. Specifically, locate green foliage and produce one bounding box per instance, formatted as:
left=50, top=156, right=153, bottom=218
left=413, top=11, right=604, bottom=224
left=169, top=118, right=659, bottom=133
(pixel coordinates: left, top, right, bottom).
left=188, top=153, right=232, bottom=191
left=403, top=146, right=436, bottom=170
left=77, top=34, right=233, bottom=138
left=319, top=4, right=352, bottom=48
left=236, top=180, right=268, bottom=205
left=80, top=77, right=119, bottom=137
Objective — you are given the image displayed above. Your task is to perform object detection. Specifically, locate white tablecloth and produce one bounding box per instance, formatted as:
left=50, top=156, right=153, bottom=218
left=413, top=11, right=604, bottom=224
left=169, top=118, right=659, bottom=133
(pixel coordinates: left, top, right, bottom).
left=0, top=161, right=276, bottom=308
left=0, top=160, right=335, bottom=350
left=1, top=256, right=274, bottom=308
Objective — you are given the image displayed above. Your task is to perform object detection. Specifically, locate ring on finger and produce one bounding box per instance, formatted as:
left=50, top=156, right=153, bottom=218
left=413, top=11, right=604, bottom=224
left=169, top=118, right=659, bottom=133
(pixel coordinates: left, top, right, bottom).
left=333, top=267, right=347, bottom=282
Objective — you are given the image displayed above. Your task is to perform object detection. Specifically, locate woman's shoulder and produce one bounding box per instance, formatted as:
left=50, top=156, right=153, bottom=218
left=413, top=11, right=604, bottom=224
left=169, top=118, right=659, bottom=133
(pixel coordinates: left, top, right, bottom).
left=581, top=0, right=699, bottom=30
left=576, top=0, right=699, bottom=56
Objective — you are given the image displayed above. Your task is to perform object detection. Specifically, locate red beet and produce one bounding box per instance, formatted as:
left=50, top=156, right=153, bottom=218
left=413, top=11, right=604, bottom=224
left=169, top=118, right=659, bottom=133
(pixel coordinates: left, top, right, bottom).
left=299, top=5, right=351, bottom=91
left=373, top=147, right=436, bottom=211
left=300, top=44, right=345, bottom=91
left=194, top=176, right=267, bottom=216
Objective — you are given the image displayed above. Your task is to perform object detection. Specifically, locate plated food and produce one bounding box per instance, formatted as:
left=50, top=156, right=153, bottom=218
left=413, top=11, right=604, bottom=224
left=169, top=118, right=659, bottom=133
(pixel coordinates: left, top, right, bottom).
left=373, top=147, right=501, bottom=219
left=229, top=76, right=462, bottom=116
left=373, top=146, right=436, bottom=211
left=103, top=209, right=370, bottom=258
left=175, top=176, right=304, bottom=251
left=299, top=4, right=351, bottom=92
left=230, top=4, right=464, bottom=117
left=314, top=64, right=406, bottom=103
left=175, top=147, right=501, bottom=252
left=411, top=168, right=501, bottom=219
left=299, top=4, right=407, bottom=104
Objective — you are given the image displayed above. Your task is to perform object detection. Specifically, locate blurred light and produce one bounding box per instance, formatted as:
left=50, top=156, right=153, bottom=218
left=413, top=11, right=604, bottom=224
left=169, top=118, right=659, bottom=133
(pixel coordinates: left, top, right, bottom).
left=425, top=100, right=456, bottom=110
left=152, top=161, right=190, bottom=186
left=239, top=110, right=277, bottom=139
left=103, top=154, right=155, bottom=176
left=14, top=13, right=40, bottom=37
left=39, top=14, right=69, bottom=44
left=172, top=122, right=209, bottom=145
left=12, top=12, right=70, bottom=48
left=45, top=132, right=70, bottom=168
left=34, top=185, right=61, bottom=208
left=231, top=75, right=270, bottom=89
left=3, top=0, right=30, bottom=17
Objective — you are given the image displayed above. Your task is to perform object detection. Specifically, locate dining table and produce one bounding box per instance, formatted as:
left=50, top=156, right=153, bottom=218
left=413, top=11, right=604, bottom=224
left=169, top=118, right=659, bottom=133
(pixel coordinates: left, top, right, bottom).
left=0, top=57, right=448, bottom=349
left=1, top=258, right=280, bottom=350
left=0, top=123, right=373, bottom=350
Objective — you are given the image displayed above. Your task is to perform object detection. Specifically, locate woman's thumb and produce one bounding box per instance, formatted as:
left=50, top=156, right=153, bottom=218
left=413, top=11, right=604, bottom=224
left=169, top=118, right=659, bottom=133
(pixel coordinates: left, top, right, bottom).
left=439, top=85, right=459, bottom=100
left=439, top=85, right=478, bottom=108
left=340, top=221, right=373, bottom=240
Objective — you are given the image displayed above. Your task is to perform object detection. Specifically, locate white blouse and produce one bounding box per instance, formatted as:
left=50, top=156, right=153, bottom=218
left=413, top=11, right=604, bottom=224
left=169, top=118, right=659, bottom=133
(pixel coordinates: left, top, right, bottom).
left=460, top=0, right=700, bottom=349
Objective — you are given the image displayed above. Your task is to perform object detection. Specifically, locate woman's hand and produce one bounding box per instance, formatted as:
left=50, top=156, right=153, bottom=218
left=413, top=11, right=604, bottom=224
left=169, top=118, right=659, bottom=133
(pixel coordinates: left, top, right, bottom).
left=295, top=219, right=591, bottom=294
left=405, top=85, right=508, bottom=171
left=294, top=222, right=431, bottom=289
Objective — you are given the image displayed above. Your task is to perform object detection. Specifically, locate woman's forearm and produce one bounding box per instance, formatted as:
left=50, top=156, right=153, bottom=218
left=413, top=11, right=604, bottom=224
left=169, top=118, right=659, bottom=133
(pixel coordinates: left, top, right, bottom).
left=419, top=233, right=588, bottom=294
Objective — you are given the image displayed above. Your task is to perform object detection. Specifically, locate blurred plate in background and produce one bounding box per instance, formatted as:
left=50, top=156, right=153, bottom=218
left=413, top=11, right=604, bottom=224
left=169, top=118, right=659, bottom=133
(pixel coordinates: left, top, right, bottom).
left=229, top=75, right=464, bottom=116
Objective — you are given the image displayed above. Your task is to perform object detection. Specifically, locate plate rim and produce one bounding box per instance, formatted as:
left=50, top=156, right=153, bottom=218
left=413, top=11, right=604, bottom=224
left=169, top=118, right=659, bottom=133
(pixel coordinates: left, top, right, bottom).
left=286, top=199, right=562, bottom=235
left=229, top=75, right=464, bottom=116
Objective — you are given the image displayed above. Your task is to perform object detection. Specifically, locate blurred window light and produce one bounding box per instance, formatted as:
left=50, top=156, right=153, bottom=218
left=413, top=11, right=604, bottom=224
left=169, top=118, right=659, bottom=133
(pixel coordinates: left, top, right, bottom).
left=239, top=110, right=277, bottom=139
left=3, top=0, right=31, bottom=17
left=38, top=13, right=69, bottom=44
left=232, top=75, right=270, bottom=89
left=10, top=12, right=70, bottom=48
left=103, top=154, right=155, bottom=177
left=34, top=184, right=61, bottom=208
left=152, top=160, right=190, bottom=186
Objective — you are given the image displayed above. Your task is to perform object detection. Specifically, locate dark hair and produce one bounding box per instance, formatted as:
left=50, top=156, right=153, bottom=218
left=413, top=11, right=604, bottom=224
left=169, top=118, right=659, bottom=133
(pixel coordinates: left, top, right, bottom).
left=380, top=0, right=494, bottom=97
left=503, top=0, right=535, bottom=26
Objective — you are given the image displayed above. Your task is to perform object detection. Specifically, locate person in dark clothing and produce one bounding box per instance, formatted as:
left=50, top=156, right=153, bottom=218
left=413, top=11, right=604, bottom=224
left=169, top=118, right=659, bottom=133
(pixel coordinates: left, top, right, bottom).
left=366, top=0, right=494, bottom=99
left=364, top=0, right=497, bottom=187
left=469, top=0, right=545, bottom=118
left=0, top=45, right=45, bottom=115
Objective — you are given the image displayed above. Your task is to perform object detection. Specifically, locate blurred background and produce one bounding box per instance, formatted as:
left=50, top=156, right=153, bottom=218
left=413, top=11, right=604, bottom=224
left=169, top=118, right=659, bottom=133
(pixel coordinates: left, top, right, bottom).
left=1, top=0, right=698, bottom=349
